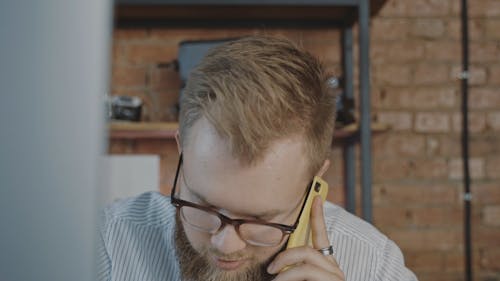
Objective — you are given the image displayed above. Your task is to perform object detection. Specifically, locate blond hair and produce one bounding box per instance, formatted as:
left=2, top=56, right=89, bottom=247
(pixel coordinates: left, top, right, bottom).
left=179, top=36, right=336, bottom=176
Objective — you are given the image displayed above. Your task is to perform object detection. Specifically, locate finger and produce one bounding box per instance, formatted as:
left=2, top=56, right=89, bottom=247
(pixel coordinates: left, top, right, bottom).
left=311, top=195, right=330, bottom=249
left=267, top=246, right=337, bottom=275
left=272, top=262, right=345, bottom=281
left=311, top=195, right=341, bottom=266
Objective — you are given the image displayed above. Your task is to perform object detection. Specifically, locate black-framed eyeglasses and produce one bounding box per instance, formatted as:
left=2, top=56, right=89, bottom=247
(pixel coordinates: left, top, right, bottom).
left=170, top=153, right=312, bottom=247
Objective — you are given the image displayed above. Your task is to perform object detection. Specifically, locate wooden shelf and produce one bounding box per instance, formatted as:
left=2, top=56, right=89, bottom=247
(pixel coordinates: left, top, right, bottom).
left=109, top=121, right=389, bottom=142
left=109, top=122, right=178, bottom=139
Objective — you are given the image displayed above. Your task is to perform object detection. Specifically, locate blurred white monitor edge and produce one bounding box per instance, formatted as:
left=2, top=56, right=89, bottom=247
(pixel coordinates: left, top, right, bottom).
left=0, top=1, right=113, bottom=280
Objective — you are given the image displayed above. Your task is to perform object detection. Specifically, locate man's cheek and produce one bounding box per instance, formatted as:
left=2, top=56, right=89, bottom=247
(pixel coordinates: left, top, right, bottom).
left=183, top=222, right=209, bottom=252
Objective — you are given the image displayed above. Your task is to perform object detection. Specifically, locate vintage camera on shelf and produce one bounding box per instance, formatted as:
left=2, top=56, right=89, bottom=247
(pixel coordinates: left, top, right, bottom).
left=108, top=95, right=143, bottom=122
left=328, top=77, right=356, bottom=129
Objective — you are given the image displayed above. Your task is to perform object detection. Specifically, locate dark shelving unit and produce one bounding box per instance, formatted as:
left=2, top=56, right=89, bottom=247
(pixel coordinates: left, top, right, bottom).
left=114, top=0, right=388, bottom=222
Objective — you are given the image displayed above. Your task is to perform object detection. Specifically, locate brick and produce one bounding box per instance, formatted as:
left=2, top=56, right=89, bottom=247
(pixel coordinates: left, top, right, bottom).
left=371, top=42, right=425, bottom=64
left=373, top=159, right=412, bottom=181
left=323, top=64, right=342, bottom=80
left=447, top=19, right=485, bottom=41
left=258, top=28, right=304, bottom=42
left=134, top=139, right=177, bottom=155
left=373, top=64, right=412, bottom=86
left=470, top=42, right=500, bottom=64
left=486, top=155, right=500, bottom=180
left=425, top=135, right=495, bottom=158
left=448, top=157, right=485, bottom=180
left=416, top=272, right=464, bottom=281
left=302, top=42, right=341, bottom=64
left=405, top=0, right=451, bottom=17
left=411, top=19, right=446, bottom=39
left=150, top=28, right=232, bottom=43
left=150, top=66, right=181, bottom=91
left=376, top=111, right=413, bottom=131
left=426, top=136, right=440, bottom=156
left=424, top=41, right=460, bottom=62
left=151, top=90, right=180, bottom=122
left=371, top=87, right=415, bottom=109
left=469, top=88, right=500, bottom=109
left=444, top=250, right=482, bottom=273
left=114, top=29, right=149, bottom=40
left=372, top=134, right=426, bottom=158
left=405, top=251, right=444, bottom=272
left=452, top=0, right=500, bottom=17
left=373, top=183, right=458, bottom=206
left=324, top=147, right=346, bottom=187
left=323, top=167, right=345, bottom=205
left=371, top=18, right=410, bottom=41
left=387, top=228, right=462, bottom=251
left=415, top=112, right=450, bottom=133
left=112, top=42, right=127, bottom=65
left=127, top=43, right=177, bottom=65
left=373, top=206, right=463, bottom=228
left=111, top=65, right=147, bottom=88
left=159, top=150, right=182, bottom=195
left=470, top=137, right=500, bottom=157
left=377, top=87, right=457, bottom=109
left=481, top=248, right=500, bottom=270
left=300, top=29, right=341, bottom=43
left=411, top=158, right=449, bottom=180
left=377, top=0, right=407, bottom=17
left=485, top=19, right=500, bottom=40
left=483, top=205, right=500, bottom=227
left=413, top=87, right=457, bottom=109
left=452, top=112, right=487, bottom=133
left=226, top=28, right=274, bottom=40
left=450, top=65, right=487, bottom=86
left=487, top=111, right=500, bottom=131
left=473, top=183, right=500, bottom=204
left=410, top=206, right=463, bottom=227
left=108, top=139, right=135, bottom=154
left=474, top=226, right=500, bottom=248
left=489, top=65, right=500, bottom=85
left=373, top=206, right=411, bottom=228
left=428, top=135, right=461, bottom=157
left=414, top=64, right=450, bottom=85
left=325, top=183, right=345, bottom=206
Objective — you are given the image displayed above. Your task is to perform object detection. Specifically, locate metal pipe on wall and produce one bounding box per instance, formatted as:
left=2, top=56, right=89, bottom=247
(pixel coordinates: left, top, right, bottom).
left=460, top=0, right=473, bottom=280
left=359, top=0, right=373, bottom=222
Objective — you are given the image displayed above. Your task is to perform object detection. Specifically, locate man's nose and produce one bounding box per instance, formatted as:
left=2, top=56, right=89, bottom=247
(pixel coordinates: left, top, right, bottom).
left=210, top=224, right=247, bottom=255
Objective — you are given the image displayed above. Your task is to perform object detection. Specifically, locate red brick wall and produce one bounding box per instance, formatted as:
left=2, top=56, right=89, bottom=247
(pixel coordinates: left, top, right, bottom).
left=109, top=0, right=500, bottom=280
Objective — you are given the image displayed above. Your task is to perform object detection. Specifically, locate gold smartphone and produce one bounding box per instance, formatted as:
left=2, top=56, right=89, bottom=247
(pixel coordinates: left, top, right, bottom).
left=286, top=176, right=329, bottom=249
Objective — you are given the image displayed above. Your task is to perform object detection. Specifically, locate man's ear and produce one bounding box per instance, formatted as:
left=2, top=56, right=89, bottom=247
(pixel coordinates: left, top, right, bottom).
left=175, top=130, right=182, bottom=155
left=316, top=159, right=330, bottom=178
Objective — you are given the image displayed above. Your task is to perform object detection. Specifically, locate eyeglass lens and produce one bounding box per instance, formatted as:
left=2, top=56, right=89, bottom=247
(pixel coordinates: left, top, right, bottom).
left=179, top=206, right=284, bottom=246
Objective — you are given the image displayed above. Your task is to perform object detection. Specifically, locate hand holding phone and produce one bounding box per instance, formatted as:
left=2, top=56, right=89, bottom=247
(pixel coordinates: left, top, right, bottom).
left=286, top=176, right=329, bottom=249
left=269, top=177, right=344, bottom=280
left=279, top=176, right=329, bottom=272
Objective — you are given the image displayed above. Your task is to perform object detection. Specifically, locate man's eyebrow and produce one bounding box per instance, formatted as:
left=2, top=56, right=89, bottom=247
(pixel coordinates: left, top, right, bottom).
left=186, top=184, right=284, bottom=219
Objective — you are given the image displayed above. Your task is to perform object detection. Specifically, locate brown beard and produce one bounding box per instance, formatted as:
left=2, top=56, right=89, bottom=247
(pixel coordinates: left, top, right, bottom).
left=174, top=215, right=278, bottom=281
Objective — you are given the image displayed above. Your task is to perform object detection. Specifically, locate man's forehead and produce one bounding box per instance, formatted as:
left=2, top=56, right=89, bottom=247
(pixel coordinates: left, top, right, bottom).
left=181, top=120, right=310, bottom=216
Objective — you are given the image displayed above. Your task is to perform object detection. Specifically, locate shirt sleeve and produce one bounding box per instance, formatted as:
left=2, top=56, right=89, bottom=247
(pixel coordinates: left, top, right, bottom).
left=376, top=239, right=419, bottom=281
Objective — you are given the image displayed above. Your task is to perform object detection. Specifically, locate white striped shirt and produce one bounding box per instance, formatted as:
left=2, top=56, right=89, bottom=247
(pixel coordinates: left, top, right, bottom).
left=98, top=192, right=418, bottom=281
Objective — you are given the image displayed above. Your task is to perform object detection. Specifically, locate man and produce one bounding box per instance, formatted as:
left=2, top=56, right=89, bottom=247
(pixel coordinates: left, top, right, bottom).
left=99, top=36, right=417, bottom=281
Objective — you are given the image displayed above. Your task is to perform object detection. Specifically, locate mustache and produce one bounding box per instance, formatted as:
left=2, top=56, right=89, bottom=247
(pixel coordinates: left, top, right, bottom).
left=205, top=246, right=249, bottom=260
